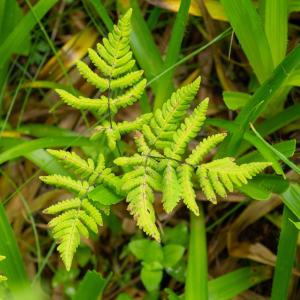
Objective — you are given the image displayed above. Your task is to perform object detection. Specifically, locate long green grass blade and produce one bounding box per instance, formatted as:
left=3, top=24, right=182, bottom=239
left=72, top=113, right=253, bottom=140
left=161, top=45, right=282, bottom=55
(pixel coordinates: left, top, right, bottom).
left=280, top=184, right=300, bottom=220
left=153, top=0, right=191, bottom=110
left=264, top=0, right=288, bottom=67
left=218, top=44, right=300, bottom=156
left=0, top=0, right=58, bottom=70
left=271, top=203, right=298, bottom=300
left=0, top=136, right=91, bottom=165
left=220, top=0, right=273, bottom=83
left=0, top=204, right=29, bottom=292
left=185, top=203, right=208, bottom=300
left=86, top=0, right=113, bottom=31
left=251, top=124, right=300, bottom=175
left=209, top=266, right=271, bottom=300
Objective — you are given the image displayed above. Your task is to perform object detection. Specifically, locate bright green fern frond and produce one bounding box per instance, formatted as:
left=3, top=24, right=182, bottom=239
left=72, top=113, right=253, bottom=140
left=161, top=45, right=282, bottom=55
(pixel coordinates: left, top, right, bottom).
left=55, top=89, right=108, bottom=114
left=47, top=149, right=95, bottom=180
left=76, top=61, right=109, bottom=91
left=178, top=164, right=199, bottom=215
left=117, top=113, right=152, bottom=134
left=162, top=160, right=181, bottom=213
left=45, top=196, right=103, bottom=271
left=110, top=70, right=144, bottom=89
left=197, top=158, right=271, bottom=203
left=143, top=77, right=201, bottom=149
left=44, top=198, right=81, bottom=214
left=169, top=98, right=209, bottom=158
left=186, top=133, right=227, bottom=165
left=40, top=175, right=90, bottom=196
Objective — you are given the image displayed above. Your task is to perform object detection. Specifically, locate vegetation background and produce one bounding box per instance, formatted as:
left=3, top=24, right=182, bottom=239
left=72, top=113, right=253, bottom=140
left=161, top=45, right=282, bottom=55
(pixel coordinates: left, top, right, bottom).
left=1, top=0, right=300, bottom=299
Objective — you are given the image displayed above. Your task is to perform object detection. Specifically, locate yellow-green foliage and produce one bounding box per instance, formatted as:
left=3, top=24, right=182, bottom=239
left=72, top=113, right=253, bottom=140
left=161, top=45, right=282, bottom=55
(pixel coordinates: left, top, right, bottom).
left=41, top=9, right=271, bottom=268
left=40, top=151, right=120, bottom=270
left=55, top=9, right=149, bottom=151
left=115, top=77, right=271, bottom=240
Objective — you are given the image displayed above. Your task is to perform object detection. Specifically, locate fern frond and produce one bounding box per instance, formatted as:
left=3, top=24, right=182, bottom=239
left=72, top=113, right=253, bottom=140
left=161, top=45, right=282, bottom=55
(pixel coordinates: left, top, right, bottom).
left=45, top=197, right=103, bottom=271
left=110, top=70, right=144, bottom=89
left=178, top=164, right=199, bottom=215
left=186, top=133, right=227, bottom=165
left=44, top=198, right=81, bottom=214
left=162, top=160, right=181, bottom=213
left=197, top=159, right=271, bottom=203
left=143, top=77, right=201, bottom=149
left=55, top=89, right=108, bottom=114
left=76, top=61, right=109, bottom=91
left=47, top=149, right=95, bottom=180
left=40, top=175, right=90, bottom=196
left=169, top=98, right=209, bottom=158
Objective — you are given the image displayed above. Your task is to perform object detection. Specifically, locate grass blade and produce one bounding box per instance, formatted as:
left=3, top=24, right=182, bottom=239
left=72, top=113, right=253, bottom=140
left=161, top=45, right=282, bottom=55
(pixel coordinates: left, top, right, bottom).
left=218, top=44, right=300, bottom=156
left=264, top=0, right=288, bottom=67
left=0, top=204, right=29, bottom=292
left=271, top=203, right=298, bottom=300
left=250, top=124, right=300, bottom=175
left=0, top=0, right=58, bottom=70
left=0, top=136, right=91, bottom=165
left=185, top=203, right=208, bottom=300
left=220, top=0, right=273, bottom=83
left=209, top=266, right=271, bottom=300
left=153, top=0, right=191, bottom=109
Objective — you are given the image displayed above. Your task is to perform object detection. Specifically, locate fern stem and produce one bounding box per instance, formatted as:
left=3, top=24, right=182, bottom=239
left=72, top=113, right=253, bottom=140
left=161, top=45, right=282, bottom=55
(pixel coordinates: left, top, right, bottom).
left=185, top=203, right=208, bottom=300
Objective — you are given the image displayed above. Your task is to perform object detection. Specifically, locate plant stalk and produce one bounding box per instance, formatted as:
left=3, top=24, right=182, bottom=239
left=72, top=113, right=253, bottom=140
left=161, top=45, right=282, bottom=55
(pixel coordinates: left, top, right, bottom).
left=185, top=202, right=208, bottom=300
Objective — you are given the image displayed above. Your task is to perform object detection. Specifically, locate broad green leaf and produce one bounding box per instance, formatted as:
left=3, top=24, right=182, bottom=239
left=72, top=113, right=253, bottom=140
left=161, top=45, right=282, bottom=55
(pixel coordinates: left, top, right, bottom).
left=223, top=91, right=250, bottom=110
left=141, top=262, right=163, bottom=292
left=162, top=223, right=189, bottom=246
left=162, top=245, right=185, bottom=268
left=116, top=294, right=134, bottom=300
left=73, top=270, right=110, bottom=300
left=88, top=185, right=124, bottom=205
left=129, top=240, right=163, bottom=263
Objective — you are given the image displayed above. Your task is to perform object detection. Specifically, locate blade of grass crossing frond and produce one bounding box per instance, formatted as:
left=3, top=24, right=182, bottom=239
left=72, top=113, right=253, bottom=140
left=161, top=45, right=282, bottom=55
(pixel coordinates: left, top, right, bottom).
left=0, top=204, right=29, bottom=291
left=86, top=0, right=113, bottom=31
left=0, top=136, right=91, bottom=165
left=153, top=0, right=191, bottom=110
left=209, top=266, right=271, bottom=300
left=264, top=0, right=288, bottom=67
left=271, top=204, right=298, bottom=300
left=218, top=44, right=300, bottom=156
left=118, top=0, right=164, bottom=93
left=220, top=0, right=273, bottom=83
left=185, top=203, right=208, bottom=300
left=251, top=124, right=300, bottom=175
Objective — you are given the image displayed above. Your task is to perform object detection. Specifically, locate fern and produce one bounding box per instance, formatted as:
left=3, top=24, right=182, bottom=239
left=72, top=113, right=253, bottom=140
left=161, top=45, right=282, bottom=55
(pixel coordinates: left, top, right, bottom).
left=40, top=9, right=272, bottom=267
left=0, top=256, right=7, bottom=282
left=115, top=77, right=271, bottom=239
left=40, top=151, right=119, bottom=270
left=55, top=8, right=149, bottom=150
